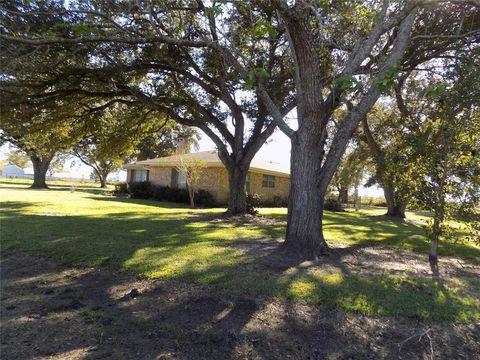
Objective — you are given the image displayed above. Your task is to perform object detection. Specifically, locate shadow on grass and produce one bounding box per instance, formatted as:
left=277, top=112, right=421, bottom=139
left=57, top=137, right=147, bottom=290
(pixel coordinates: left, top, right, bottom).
left=2, top=198, right=479, bottom=324
left=86, top=195, right=196, bottom=209
left=6, top=250, right=475, bottom=359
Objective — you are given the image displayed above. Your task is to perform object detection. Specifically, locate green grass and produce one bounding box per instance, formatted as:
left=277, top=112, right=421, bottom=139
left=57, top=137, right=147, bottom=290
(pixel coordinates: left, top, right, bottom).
left=0, top=176, right=114, bottom=195
left=1, top=185, right=479, bottom=321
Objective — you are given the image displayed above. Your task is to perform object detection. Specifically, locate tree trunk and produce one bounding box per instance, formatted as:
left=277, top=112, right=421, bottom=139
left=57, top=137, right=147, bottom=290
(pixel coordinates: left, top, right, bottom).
left=383, top=185, right=407, bottom=218
left=285, top=133, right=329, bottom=258
left=30, top=155, right=52, bottom=189
left=95, top=169, right=110, bottom=188
left=188, top=185, right=195, bottom=208
left=226, top=166, right=248, bottom=214
left=99, top=176, right=107, bottom=188
left=338, top=186, right=349, bottom=204
left=429, top=215, right=441, bottom=276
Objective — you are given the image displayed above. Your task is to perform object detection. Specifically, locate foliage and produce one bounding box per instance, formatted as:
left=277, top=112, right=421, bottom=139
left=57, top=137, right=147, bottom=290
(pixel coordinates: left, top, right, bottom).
left=6, top=148, right=30, bottom=168
left=0, top=0, right=297, bottom=213
left=330, top=140, right=369, bottom=203
left=403, top=59, right=480, bottom=261
left=113, top=182, right=128, bottom=197
left=1, top=0, right=478, bottom=244
left=136, top=124, right=200, bottom=160
left=151, top=186, right=190, bottom=204
left=127, top=181, right=153, bottom=200
left=74, top=104, right=159, bottom=187
left=0, top=96, right=82, bottom=160
left=269, top=195, right=288, bottom=208
left=324, top=198, right=345, bottom=212
left=195, top=189, right=217, bottom=208
left=125, top=181, right=215, bottom=207
left=246, top=193, right=261, bottom=215
left=175, top=155, right=207, bottom=208
left=47, top=153, right=68, bottom=176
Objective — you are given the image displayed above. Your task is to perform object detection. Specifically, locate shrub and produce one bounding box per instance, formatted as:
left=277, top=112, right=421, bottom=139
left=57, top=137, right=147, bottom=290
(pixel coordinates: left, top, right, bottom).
left=246, top=193, right=261, bottom=215
left=128, top=181, right=152, bottom=199
left=127, top=182, right=215, bottom=207
left=113, top=182, right=128, bottom=197
left=171, top=188, right=190, bottom=203
left=324, top=198, right=344, bottom=212
left=152, top=186, right=169, bottom=201
left=150, top=185, right=188, bottom=203
left=195, top=189, right=216, bottom=207
left=271, top=195, right=288, bottom=207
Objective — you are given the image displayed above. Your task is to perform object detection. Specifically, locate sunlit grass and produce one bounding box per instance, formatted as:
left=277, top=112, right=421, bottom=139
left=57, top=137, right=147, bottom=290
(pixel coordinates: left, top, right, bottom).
left=1, top=185, right=479, bottom=321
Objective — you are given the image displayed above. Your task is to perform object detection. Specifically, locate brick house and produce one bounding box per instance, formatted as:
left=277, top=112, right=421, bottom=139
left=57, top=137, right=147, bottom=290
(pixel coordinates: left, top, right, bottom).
left=124, top=150, right=290, bottom=205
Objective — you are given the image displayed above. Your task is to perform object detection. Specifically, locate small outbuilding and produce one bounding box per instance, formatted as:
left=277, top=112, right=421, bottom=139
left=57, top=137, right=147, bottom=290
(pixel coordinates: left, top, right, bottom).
left=1, top=164, right=25, bottom=178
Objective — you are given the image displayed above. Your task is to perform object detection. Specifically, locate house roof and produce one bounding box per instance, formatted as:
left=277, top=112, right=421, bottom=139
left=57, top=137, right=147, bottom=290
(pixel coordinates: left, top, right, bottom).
left=124, top=150, right=290, bottom=177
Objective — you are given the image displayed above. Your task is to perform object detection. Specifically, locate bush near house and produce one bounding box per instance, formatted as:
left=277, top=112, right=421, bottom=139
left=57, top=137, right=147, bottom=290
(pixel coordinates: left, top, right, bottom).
left=114, top=182, right=216, bottom=207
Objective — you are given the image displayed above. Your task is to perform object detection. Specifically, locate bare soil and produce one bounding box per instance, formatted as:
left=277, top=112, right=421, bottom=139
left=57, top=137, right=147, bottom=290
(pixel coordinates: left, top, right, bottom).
left=1, top=249, right=479, bottom=360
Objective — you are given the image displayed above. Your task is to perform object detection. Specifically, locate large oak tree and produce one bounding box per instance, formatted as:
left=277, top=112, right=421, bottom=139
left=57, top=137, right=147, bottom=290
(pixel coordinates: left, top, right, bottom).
left=1, top=0, right=477, bottom=256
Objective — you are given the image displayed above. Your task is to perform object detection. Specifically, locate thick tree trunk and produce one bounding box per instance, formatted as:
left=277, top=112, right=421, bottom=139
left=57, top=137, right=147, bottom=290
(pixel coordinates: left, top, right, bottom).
left=99, top=176, right=107, bottom=188
left=383, top=185, right=407, bottom=218
left=338, top=186, right=349, bottom=204
left=30, top=155, right=52, bottom=189
left=226, top=166, right=248, bottom=214
left=285, top=133, right=329, bottom=258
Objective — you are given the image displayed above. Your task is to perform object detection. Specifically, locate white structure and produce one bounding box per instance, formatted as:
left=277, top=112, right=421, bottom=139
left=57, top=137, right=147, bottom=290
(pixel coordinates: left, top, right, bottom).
left=1, top=164, right=25, bottom=178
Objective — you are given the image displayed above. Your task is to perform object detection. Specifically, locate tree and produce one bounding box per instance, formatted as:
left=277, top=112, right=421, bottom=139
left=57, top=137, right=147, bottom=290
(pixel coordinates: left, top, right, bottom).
left=1, top=0, right=477, bottom=256
left=401, top=60, right=480, bottom=271
left=0, top=0, right=295, bottom=214
left=331, top=143, right=369, bottom=204
left=261, top=1, right=480, bottom=256
left=0, top=97, right=82, bottom=188
left=136, top=124, right=200, bottom=160
left=6, top=148, right=30, bottom=169
left=359, top=104, right=418, bottom=218
left=175, top=155, right=207, bottom=208
left=74, top=104, right=157, bottom=188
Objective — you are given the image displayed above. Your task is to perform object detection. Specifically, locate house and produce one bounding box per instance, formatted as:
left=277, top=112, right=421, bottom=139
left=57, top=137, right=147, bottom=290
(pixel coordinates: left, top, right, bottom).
left=124, top=150, right=290, bottom=204
left=1, top=164, right=25, bottom=178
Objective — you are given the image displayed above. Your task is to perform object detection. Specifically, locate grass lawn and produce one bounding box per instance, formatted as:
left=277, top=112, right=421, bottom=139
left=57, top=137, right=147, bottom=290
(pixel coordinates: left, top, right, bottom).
left=0, top=176, right=113, bottom=194
left=1, top=185, right=479, bottom=321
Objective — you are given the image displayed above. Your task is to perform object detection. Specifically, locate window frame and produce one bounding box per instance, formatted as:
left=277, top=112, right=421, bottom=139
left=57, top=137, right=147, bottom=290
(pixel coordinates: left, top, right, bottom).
left=177, top=170, right=187, bottom=189
left=132, top=169, right=148, bottom=182
left=262, top=174, right=275, bottom=188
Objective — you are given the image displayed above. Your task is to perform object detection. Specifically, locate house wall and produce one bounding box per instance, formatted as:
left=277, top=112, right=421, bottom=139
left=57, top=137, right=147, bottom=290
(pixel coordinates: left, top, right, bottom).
left=249, top=171, right=290, bottom=203
left=149, top=167, right=172, bottom=187
left=129, top=165, right=290, bottom=206
left=146, top=166, right=230, bottom=204
left=196, top=167, right=230, bottom=204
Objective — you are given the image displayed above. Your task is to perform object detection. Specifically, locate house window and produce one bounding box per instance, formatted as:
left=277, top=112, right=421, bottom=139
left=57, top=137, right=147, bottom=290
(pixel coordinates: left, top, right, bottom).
left=246, top=173, right=250, bottom=193
left=262, top=174, right=275, bottom=188
left=132, top=170, right=148, bottom=182
left=177, top=170, right=187, bottom=189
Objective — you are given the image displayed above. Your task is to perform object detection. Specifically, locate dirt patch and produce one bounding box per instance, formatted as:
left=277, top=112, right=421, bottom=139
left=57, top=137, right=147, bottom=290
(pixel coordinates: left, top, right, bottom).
left=1, top=250, right=479, bottom=360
